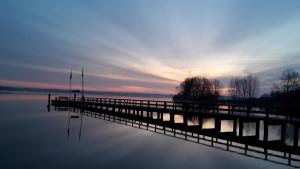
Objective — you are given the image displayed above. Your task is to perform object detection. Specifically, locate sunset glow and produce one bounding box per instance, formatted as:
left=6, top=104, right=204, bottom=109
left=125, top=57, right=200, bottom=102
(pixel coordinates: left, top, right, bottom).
left=0, top=0, right=300, bottom=95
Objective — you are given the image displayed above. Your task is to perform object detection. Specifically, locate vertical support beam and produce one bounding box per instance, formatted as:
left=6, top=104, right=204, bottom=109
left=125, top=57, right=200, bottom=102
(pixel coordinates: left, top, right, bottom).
left=256, top=120, right=260, bottom=140
left=47, top=93, right=51, bottom=112
left=264, top=123, right=268, bottom=142
left=288, top=152, right=291, bottom=166
left=215, top=118, right=221, bottom=133
left=281, top=123, right=286, bottom=144
left=264, top=110, right=269, bottom=160
left=233, top=118, right=237, bottom=136
left=294, top=124, right=299, bottom=147
left=132, top=110, right=134, bottom=126
left=147, top=111, right=149, bottom=130
left=125, top=108, right=128, bottom=125
left=239, top=119, right=243, bottom=137
left=198, top=116, right=202, bottom=140
left=226, top=140, right=229, bottom=150
left=246, top=105, right=250, bottom=117
left=170, top=113, right=174, bottom=124
left=184, top=114, right=188, bottom=140
left=199, top=117, right=203, bottom=130
left=113, top=100, right=116, bottom=112
left=174, top=128, right=176, bottom=137
left=215, top=118, right=221, bottom=142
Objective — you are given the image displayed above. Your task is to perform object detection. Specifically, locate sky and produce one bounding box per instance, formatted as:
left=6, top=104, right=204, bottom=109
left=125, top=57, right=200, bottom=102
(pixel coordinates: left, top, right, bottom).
left=0, top=0, right=300, bottom=95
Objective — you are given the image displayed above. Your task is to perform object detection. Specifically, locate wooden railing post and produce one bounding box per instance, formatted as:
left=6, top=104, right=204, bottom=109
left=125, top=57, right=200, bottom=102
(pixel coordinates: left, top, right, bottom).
left=294, top=124, right=299, bottom=147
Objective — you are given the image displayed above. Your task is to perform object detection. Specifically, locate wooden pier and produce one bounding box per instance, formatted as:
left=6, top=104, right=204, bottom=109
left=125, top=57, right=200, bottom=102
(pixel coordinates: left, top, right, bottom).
left=51, top=96, right=300, bottom=167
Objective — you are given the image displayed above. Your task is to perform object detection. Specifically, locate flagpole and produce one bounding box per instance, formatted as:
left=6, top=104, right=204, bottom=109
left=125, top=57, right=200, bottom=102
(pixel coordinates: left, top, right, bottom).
left=69, top=69, right=72, bottom=99
left=81, top=67, right=84, bottom=99
left=68, top=69, right=72, bottom=139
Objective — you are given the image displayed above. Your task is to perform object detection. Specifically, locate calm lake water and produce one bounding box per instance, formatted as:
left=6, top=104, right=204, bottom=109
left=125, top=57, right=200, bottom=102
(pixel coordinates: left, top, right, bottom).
left=0, top=93, right=292, bottom=169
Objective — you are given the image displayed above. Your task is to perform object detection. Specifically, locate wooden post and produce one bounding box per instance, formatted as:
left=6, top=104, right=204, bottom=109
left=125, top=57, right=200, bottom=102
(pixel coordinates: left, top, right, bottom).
left=215, top=118, right=221, bottom=133
left=239, top=120, right=243, bottom=137
left=264, top=111, right=269, bottom=160
left=288, top=153, right=291, bottom=166
left=170, top=113, right=174, bottom=124
left=215, top=118, right=221, bottom=142
left=246, top=105, right=250, bottom=117
left=256, top=120, right=260, bottom=140
left=233, top=118, right=237, bottom=136
left=184, top=114, right=188, bottom=140
left=264, top=109, right=269, bottom=136
left=147, top=111, right=149, bottom=130
left=281, top=123, right=286, bottom=144
left=294, top=124, right=299, bottom=147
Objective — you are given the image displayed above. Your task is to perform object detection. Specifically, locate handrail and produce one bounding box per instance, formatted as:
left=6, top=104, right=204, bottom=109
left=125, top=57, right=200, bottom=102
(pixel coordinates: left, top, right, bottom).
left=53, top=96, right=299, bottom=118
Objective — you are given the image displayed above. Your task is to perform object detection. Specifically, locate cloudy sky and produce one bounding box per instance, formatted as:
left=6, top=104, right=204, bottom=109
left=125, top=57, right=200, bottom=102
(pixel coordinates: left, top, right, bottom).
left=0, top=0, right=300, bottom=95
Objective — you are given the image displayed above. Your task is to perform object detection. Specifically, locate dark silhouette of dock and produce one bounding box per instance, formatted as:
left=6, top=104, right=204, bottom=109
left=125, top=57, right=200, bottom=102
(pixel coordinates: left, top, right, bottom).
left=50, top=95, right=300, bottom=167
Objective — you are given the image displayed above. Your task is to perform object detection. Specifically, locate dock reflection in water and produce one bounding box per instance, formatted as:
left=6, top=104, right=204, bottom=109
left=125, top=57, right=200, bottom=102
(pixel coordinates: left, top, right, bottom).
left=54, top=104, right=300, bottom=168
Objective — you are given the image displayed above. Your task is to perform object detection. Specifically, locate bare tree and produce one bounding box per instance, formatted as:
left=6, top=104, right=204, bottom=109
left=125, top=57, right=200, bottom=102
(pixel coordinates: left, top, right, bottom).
left=230, top=74, right=259, bottom=100
left=280, top=68, right=299, bottom=93
left=173, top=77, right=221, bottom=101
left=175, top=77, right=195, bottom=99
left=212, top=79, right=221, bottom=95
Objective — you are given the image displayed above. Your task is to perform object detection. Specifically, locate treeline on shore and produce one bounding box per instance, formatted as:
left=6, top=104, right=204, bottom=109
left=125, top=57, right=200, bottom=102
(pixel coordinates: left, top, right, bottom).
left=173, top=69, right=300, bottom=116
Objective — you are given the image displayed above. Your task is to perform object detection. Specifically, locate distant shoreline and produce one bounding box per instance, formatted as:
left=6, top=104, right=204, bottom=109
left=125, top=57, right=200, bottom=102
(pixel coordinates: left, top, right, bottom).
left=0, top=86, right=173, bottom=99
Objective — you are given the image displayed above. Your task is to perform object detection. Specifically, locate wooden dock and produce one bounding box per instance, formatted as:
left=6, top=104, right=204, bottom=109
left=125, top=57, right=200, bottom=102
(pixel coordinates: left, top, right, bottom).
left=51, top=96, right=300, bottom=167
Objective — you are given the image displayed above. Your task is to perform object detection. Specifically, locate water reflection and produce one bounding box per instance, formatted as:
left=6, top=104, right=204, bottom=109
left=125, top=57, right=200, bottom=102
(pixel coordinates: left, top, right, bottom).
left=243, top=122, right=256, bottom=136
left=174, top=115, right=183, bottom=123
left=66, top=108, right=84, bottom=141
left=1, top=93, right=295, bottom=169
left=221, top=120, right=234, bottom=132
left=187, top=116, right=199, bottom=126
left=0, top=93, right=47, bottom=101
left=163, top=113, right=170, bottom=121
left=202, top=118, right=215, bottom=129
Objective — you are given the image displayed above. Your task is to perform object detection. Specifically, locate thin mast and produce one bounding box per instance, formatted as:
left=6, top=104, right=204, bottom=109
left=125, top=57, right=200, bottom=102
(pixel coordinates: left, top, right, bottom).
left=69, top=69, right=72, bottom=99
left=81, top=67, right=84, bottom=99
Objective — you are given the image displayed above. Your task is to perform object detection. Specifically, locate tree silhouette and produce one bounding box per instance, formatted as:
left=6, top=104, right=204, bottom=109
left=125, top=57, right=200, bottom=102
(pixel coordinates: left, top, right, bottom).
left=229, top=74, right=259, bottom=100
left=268, top=69, right=300, bottom=118
left=280, top=68, right=299, bottom=93
left=173, top=77, right=221, bottom=101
